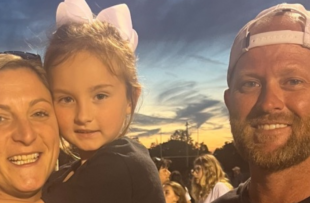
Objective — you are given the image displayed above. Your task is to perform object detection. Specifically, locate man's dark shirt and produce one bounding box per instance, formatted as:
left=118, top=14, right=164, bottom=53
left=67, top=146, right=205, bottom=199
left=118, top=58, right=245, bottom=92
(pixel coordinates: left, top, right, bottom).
left=212, top=179, right=310, bottom=203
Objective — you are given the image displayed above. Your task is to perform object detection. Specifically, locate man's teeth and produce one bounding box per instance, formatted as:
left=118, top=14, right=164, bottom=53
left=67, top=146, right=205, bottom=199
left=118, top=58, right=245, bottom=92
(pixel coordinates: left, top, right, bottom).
left=257, top=124, right=287, bottom=130
left=9, top=153, right=39, bottom=165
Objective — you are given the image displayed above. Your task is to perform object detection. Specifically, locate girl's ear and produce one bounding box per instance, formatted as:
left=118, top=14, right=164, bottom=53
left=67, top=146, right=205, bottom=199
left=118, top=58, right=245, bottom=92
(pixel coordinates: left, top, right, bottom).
left=126, top=87, right=141, bottom=114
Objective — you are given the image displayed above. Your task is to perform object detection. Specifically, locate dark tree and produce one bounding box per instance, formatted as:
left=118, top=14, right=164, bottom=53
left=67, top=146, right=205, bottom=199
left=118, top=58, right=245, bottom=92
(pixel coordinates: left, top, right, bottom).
left=213, top=141, right=249, bottom=181
left=149, top=129, right=211, bottom=188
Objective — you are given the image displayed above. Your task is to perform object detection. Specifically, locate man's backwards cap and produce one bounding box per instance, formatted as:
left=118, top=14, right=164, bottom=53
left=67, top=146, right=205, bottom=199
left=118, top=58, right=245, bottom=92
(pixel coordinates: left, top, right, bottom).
left=227, top=3, right=310, bottom=86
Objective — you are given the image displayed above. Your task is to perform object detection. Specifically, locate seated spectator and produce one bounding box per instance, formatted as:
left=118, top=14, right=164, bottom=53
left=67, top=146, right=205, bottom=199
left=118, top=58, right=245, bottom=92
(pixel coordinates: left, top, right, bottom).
left=170, top=170, right=191, bottom=203
left=152, top=157, right=171, bottom=184
left=163, top=181, right=187, bottom=203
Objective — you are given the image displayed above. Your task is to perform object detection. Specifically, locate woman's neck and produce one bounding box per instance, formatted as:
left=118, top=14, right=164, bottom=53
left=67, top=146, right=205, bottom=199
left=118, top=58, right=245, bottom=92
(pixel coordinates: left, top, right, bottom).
left=0, top=198, right=40, bottom=203
left=0, top=191, right=41, bottom=203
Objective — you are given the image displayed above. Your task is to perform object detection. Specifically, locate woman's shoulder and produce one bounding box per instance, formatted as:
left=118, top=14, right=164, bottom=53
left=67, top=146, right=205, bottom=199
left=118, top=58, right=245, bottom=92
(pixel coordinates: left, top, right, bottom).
left=213, top=181, right=231, bottom=192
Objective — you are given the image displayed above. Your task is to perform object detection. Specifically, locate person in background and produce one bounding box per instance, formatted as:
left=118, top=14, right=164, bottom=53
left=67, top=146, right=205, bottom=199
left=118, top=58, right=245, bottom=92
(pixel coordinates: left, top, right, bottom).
left=191, top=154, right=232, bottom=203
left=40, top=0, right=164, bottom=202
left=170, top=170, right=191, bottom=203
left=152, top=157, right=172, bottom=184
left=214, top=3, right=310, bottom=203
left=0, top=53, right=59, bottom=203
left=230, top=166, right=244, bottom=188
left=163, top=181, right=188, bottom=203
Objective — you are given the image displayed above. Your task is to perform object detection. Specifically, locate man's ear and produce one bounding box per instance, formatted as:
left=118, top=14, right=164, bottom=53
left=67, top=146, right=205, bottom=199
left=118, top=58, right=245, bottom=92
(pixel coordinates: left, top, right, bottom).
left=224, top=89, right=231, bottom=110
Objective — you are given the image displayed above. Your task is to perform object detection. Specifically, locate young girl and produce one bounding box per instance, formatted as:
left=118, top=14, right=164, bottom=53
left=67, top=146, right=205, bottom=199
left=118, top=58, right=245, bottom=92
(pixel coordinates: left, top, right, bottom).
left=170, top=170, right=192, bottom=203
left=41, top=1, right=164, bottom=203
left=191, top=154, right=232, bottom=203
left=163, top=181, right=187, bottom=203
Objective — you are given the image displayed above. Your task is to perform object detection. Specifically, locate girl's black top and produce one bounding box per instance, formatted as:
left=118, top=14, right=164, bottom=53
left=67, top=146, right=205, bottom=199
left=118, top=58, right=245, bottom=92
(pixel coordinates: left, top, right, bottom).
left=42, top=137, right=165, bottom=203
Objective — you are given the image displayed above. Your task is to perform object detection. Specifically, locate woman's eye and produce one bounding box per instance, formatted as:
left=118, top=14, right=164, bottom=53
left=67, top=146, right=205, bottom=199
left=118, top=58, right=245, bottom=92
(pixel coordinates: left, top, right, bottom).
left=33, top=111, right=49, bottom=117
left=95, top=94, right=107, bottom=100
left=0, top=116, right=6, bottom=122
left=59, top=97, right=74, bottom=103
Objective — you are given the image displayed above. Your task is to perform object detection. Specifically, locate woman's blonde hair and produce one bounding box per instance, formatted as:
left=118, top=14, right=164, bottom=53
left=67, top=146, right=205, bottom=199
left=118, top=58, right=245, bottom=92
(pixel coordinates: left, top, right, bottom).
left=163, top=181, right=187, bottom=203
left=191, top=154, right=232, bottom=201
left=44, top=21, right=141, bottom=158
left=0, top=54, right=48, bottom=88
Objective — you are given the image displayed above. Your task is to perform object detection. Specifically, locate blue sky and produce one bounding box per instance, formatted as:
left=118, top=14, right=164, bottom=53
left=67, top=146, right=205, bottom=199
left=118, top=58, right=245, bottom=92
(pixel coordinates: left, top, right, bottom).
left=1, top=0, right=310, bottom=151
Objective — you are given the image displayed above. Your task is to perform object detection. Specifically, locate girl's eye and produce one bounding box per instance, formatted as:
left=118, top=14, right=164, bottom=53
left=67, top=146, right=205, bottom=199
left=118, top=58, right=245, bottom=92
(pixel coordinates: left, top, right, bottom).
left=59, top=97, right=74, bottom=103
left=33, top=111, right=49, bottom=117
left=95, top=94, right=107, bottom=100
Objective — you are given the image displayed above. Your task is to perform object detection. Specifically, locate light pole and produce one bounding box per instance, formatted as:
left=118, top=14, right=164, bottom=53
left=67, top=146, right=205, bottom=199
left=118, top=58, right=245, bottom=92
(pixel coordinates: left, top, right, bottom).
left=185, top=121, right=189, bottom=168
left=160, top=132, right=162, bottom=158
left=197, top=124, right=199, bottom=156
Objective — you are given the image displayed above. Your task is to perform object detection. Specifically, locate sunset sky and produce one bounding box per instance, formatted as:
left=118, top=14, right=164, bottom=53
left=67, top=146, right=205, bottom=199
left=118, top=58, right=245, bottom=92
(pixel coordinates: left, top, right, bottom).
left=1, top=0, right=309, bottom=151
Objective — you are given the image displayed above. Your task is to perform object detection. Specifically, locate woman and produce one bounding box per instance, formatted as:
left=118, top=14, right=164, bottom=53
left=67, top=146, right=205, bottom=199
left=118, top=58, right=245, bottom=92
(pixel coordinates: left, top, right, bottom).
left=163, top=181, right=187, bottom=203
left=191, top=154, right=232, bottom=203
left=0, top=53, right=59, bottom=202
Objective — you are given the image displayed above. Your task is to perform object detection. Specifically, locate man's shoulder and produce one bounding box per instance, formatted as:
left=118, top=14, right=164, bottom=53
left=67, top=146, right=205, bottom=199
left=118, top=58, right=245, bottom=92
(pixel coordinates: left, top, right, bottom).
left=212, top=179, right=250, bottom=203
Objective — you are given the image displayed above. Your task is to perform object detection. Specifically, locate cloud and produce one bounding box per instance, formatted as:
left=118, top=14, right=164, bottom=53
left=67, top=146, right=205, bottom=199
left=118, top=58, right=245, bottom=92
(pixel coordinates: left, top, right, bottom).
left=156, top=81, right=197, bottom=104
left=189, top=55, right=227, bottom=67
left=175, top=99, right=220, bottom=118
left=174, top=99, right=223, bottom=127
left=147, top=79, right=227, bottom=128
left=132, top=113, right=174, bottom=125
left=135, top=128, right=161, bottom=137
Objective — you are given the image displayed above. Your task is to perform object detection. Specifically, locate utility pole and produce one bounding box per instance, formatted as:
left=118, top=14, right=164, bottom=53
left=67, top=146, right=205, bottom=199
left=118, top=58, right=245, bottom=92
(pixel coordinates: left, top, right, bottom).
left=197, top=124, right=199, bottom=156
left=185, top=121, right=189, bottom=168
left=160, top=132, right=162, bottom=158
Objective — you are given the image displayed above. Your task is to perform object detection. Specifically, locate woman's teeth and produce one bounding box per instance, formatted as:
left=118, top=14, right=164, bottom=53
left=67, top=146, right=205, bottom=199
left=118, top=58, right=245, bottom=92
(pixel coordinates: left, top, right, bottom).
left=8, top=153, right=40, bottom=165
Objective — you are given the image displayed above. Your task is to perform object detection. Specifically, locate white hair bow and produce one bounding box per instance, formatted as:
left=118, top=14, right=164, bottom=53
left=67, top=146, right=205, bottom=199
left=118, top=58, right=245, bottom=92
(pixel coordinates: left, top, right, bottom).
left=56, top=0, right=138, bottom=51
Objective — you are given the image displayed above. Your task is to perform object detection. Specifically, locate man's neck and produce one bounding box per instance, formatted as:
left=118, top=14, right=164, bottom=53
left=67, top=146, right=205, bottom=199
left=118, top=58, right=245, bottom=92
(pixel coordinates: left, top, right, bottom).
left=249, top=157, right=310, bottom=203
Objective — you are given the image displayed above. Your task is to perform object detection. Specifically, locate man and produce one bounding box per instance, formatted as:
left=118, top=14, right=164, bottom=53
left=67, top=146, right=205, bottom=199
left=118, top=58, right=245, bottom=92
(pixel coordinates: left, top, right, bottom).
left=231, top=166, right=244, bottom=188
left=152, top=157, right=171, bottom=184
left=214, top=3, right=310, bottom=203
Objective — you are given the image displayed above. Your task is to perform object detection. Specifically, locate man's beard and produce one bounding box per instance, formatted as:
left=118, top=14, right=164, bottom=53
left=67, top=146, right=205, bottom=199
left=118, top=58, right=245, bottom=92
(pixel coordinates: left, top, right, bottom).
left=230, top=113, right=310, bottom=172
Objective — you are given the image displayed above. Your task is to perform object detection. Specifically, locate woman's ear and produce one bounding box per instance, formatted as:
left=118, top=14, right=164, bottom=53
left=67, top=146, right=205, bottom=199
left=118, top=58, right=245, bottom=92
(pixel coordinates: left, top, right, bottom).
left=174, top=195, right=179, bottom=203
